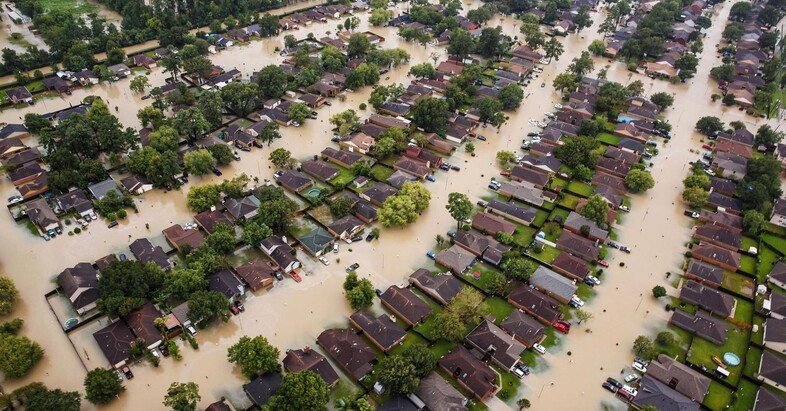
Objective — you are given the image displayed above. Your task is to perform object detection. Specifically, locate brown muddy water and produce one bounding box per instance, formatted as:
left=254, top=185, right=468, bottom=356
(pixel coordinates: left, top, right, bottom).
left=0, top=0, right=781, bottom=410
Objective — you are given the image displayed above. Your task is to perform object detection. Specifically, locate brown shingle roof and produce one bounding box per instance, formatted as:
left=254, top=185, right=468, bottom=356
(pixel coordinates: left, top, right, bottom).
left=380, top=285, right=432, bottom=325
left=317, top=329, right=375, bottom=380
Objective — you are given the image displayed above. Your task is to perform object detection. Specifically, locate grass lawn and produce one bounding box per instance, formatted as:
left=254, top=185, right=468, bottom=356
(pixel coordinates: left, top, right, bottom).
left=575, top=283, right=594, bottom=302
left=687, top=327, right=749, bottom=386
left=540, top=326, right=562, bottom=349
left=721, top=271, right=755, bottom=298
left=739, top=255, right=757, bottom=276
left=482, top=297, right=514, bottom=325
left=654, top=324, right=691, bottom=362
left=532, top=210, right=549, bottom=227
left=731, top=379, right=759, bottom=411
left=733, top=298, right=754, bottom=325
left=369, top=164, right=393, bottom=182
left=388, top=332, right=429, bottom=356
left=743, top=345, right=762, bottom=378
left=40, top=0, right=98, bottom=14
left=526, top=244, right=561, bottom=264
left=330, top=167, right=356, bottom=188
left=670, top=296, right=698, bottom=314
left=549, top=178, right=568, bottom=190
left=328, top=375, right=363, bottom=407
left=703, top=381, right=733, bottom=411
left=762, top=233, right=786, bottom=255
left=548, top=207, right=570, bottom=223
left=7, top=33, right=33, bottom=48
left=460, top=264, right=507, bottom=295
left=741, top=236, right=758, bottom=252
left=429, top=341, right=456, bottom=358
left=513, top=225, right=536, bottom=247
left=757, top=245, right=779, bottom=282
left=566, top=181, right=594, bottom=197
left=494, top=364, right=521, bottom=402
left=751, top=315, right=764, bottom=345
left=556, top=194, right=581, bottom=210
left=596, top=132, right=621, bottom=146
left=765, top=223, right=786, bottom=236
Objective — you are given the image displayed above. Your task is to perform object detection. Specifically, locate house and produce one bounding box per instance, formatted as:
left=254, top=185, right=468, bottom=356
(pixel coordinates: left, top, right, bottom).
left=368, top=114, right=410, bottom=129
left=194, top=210, right=233, bottom=234
left=646, top=354, right=711, bottom=403
left=770, top=199, right=786, bottom=228
left=426, top=134, right=456, bottom=154
left=768, top=262, right=786, bottom=291
left=551, top=252, right=590, bottom=281
left=132, top=54, right=157, bottom=69
left=510, top=45, right=543, bottom=62
left=759, top=350, right=786, bottom=393
left=58, top=263, right=100, bottom=315
left=87, top=178, right=121, bottom=200
left=17, top=172, right=48, bottom=198
left=224, top=195, right=261, bottom=221
left=27, top=198, right=59, bottom=232
left=690, top=243, right=741, bottom=272
left=529, top=266, right=578, bottom=304
left=162, top=224, right=205, bottom=253
left=313, top=81, right=340, bottom=97
left=556, top=231, right=600, bottom=262
left=393, top=158, right=430, bottom=180
left=466, top=319, right=525, bottom=370
left=94, top=254, right=117, bottom=271
left=380, top=285, right=432, bottom=326
left=208, top=269, right=245, bottom=302
left=498, top=181, right=547, bottom=207
left=509, top=166, right=550, bottom=189
left=507, top=284, right=562, bottom=325
left=93, top=320, right=136, bottom=368
left=72, top=70, right=99, bottom=86
left=414, top=372, right=468, bottom=411
left=438, top=346, right=497, bottom=400
left=277, top=170, right=314, bottom=193
left=387, top=170, right=416, bottom=190
left=684, top=259, right=724, bottom=288
left=360, top=182, right=398, bottom=207
left=693, top=225, right=741, bottom=251
left=435, top=244, right=476, bottom=275
left=699, top=210, right=743, bottom=233
left=119, top=175, right=153, bottom=195
left=711, top=152, right=748, bottom=178
left=321, top=147, right=363, bottom=168
left=9, top=161, right=44, bottom=185
left=125, top=302, right=163, bottom=349
left=327, top=215, right=364, bottom=240
left=408, top=268, right=462, bottom=306
left=301, top=160, right=339, bottom=182
left=244, top=373, right=282, bottom=407
left=6, top=87, right=33, bottom=104
left=235, top=258, right=276, bottom=291
left=227, top=28, right=250, bottom=42
left=753, top=386, right=786, bottom=411
left=763, top=317, right=786, bottom=353
left=260, top=236, right=300, bottom=272
left=297, top=227, right=334, bottom=256
left=299, top=93, right=326, bottom=108
left=679, top=280, right=736, bottom=318
left=471, top=213, right=516, bottom=236
left=596, top=157, right=632, bottom=178
left=350, top=310, right=406, bottom=352
left=670, top=309, right=728, bottom=345
left=354, top=199, right=378, bottom=223
left=634, top=376, right=700, bottom=411
left=707, top=192, right=743, bottom=215
left=283, top=347, right=340, bottom=388
left=55, top=189, right=94, bottom=218
left=764, top=292, right=786, bottom=320
left=2, top=147, right=40, bottom=168
left=339, top=132, right=375, bottom=154
left=501, top=309, right=545, bottom=347
left=485, top=199, right=537, bottom=226
left=564, top=212, right=609, bottom=242
left=317, top=329, right=376, bottom=380
left=42, top=76, right=70, bottom=94
left=0, top=123, right=29, bottom=140
left=129, top=238, right=172, bottom=271
left=519, top=155, right=561, bottom=174
left=205, top=400, right=231, bottom=411
left=107, top=64, right=131, bottom=77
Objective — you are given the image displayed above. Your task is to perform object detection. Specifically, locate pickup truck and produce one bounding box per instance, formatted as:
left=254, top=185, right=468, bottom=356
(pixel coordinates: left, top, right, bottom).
left=684, top=210, right=700, bottom=218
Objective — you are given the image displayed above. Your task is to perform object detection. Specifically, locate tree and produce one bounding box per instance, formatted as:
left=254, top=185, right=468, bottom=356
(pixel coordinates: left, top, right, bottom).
left=524, top=29, right=545, bottom=49
left=257, top=187, right=299, bottom=232
left=572, top=164, right=594, bottom=181
left=227, top=335, right=281, bottom=379
left=25, top=385, right=80, bottom=411
left=343, top=272, right=375, bottom=309
left=695, top=116, right=724, bottom=135
left=288, top=102, right=311, bottom=125
left=283, top=34, right=298, bottom=49
left=467, top=7, right=493, bottom=24
left=207, top=144, right=234, bottom=166
left=174, top=107, right=210, bottom=143
left=543, top=37, right=565, bottom=61
left=553, top=72, right=579, bottom=93
left=501, top=257, right=536, bottom=281
left=710, top=64, right=735, bottom=82
left=474, top=97, right=506, bottom=127
left=409, top=62, right=436, bottom=79
left=255, top=65, right=288, bottom=99
left=379, top=195, right=419, bottom=227
left=632, top=336, right=655, bottom=360
left=242, top=221, right=273, bottom=247
left=187, top=184, right=221, bottom=212
left=447, top=288, right=484, bottom=323
left=650, top=92, right=674, bottom=110
left=675, top=53, right=699, bottom=80
left=205, top=223, right=237, bottom=254
left=183, top=149, right=216, bottom=176
left=722, top=22, right=743, bottom=42
left=0, top=276, right=18, bottom=316
left=377, top=355, right=420, bottom=394
left=579, top=195, right=611, bottom=228
left=260, top=122, right=281, bottom=147
left=652, top=285, right=667, bottom=298
left=448, top=29, right=475, bottom=58
left=0, top=334, right=44, bottom=378
left=729, top=1, right=752, bottom=21
left=755, top=124, right=784, bottom=152
left=267, top=371, right=329, bottom=411
left=268, top=148, right=292, bottom=169
left=485, top=270, right=508, bottom=296
left=97, top=261, right=165, bottom=317
left=412, top=97, right=450, bottom=134
left=588, top=39, right=606, bottom=56
left=163, top=268, right=208, bottom=300
left=163, top=382, right=200, bottom=411
left=348, top=33, right=372, bottom=57
left=401, top=343, right=436, bottom=377
left=370, top=8, right=393, bottom=26
left=330, top=197, right=354, bottom=218
left=476, top=27, right=505, bottom=58
left=399, top=182, right=432, bottom=214
left=568, top=51, right=594, bottom=77
left=743, top=210, right=765, bottom=235
left=573, top=6, right=593, bottom=32
left=499, top=83, right=524, bottom=111
left=130, top=75, right=150, bottom=93
left=683, top=173, right=710, bottom=190
left=627, top=80, right=645, bottom=97
left=84, top=367, right=125, bottom=404
left=198, top=90, right=225, bottom=128
left=655, top=331, right=676, bottom=346
left=575, top=309, right=594, bottom=325
left=188, top=290, right=230, bottom=324
left=555, top=136, right=599, bottom=168
left=221, top=82, right=259, bottom=117
left=682, top=187, right=709, bottom=208
left=626, top=170, right=655, bottom=193
left=497, top=150, right=517, bottom=165
left=430, top=311, right=466, bottom=342
left=446, top=192, right=472, bottom=229
left=330, top=109, right=362, bottom=135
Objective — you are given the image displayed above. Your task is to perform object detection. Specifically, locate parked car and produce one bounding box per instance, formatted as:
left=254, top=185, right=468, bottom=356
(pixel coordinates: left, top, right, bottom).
left=533, top=343, right=546, bottom=354
left=7, top=195, right=23, bottom=205
left=212, top=168, right=223, bottom=176
left=273, top=271, right=284, bottom=281
left=42, top=234, right=50, bottom=241
left=234, top=300, right=245, bottom=312
left=597, top=259, right=609, bottom=267
left=619, top=205, right=630, bottom=212
left=569, top=296, right=584, bottom=308
left=704, top=169, right=716, bottom=176
left=365, top=232, right=376, bottom=242
left=450, top=165, right=461, bottom=171
left=439, top=163, right=450, bottom=171
left=346, top=263, right=359, bottom=272
left=620, top=246, right=631, bottom=253
left=333, top=243, right=339, bottom=253
left=89, top=212, right=97, bottom=220
left=331, top=135, right=340, bottom=142
left=512, top=363, right=530, bottom=378
left=585, top=275, right=601, bottom=286
left=232, top=151, right=241, bottom=161
left=553, top=321, right=570, bottom=334
left=554, top=103, right=563, bottom=109
left=602, top=382, right=618, bottom=393
left=477, top=135, right=487, bottom=141
left=702, top=144, right=713, bottom=150
left=108, top=221, right=119, bottom=228
left=230, top=305, right=240, bottom=315
left=621, top=385, right=637, bottom=397
left=426, top=251, right=436, bottom=259
left=186, top=325, right=198, bottom=336
left=684, top=210, right=700, bottom=218
left=319, top=257, right=330, bottom=265
left=426, top=175, right=436, bottom=182
left=527, top=132, right=541, bottom=137
left=119, top=253, right=127, bottom=261
left=606, top=241, right=620, bottom=249
left=55, top=227, right=63, bottom=234
left=624, top=374, right=639, bottom=383
left=351, top=235, right=363, bottom=242
left=121, top=366, right=134, bottom=379
left=606, top=377, right=623, bottom=389
left=477, top=200, right=488, bottom=207
left=150, top=347, right=160, bottom=358
left=540, top=82, right=546, bottom=88
left=632, top=361, right=648, bottom=373
left=159, top=343, right=170, bottom=357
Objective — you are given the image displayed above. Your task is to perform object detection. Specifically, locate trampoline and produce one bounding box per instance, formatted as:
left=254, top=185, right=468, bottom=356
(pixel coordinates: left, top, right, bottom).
left=306, top=188, right=321, bottom=199
left=723, top=353, right=740, bottom=366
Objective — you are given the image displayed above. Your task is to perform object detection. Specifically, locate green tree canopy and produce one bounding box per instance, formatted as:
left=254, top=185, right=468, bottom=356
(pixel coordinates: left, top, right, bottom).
left=579, top=195, right=611, bottom=228
left=183, top=149, right=216, bottom=175
left=227, top=335, right=282, bottom=379
left=163, top=382, right=200, bottom=411
left=84, top=367, right=125, bottom=404
left=0, top=334, right=44, bottom=378
left=267, top=371, right=329, bottom=411
left=97, top=261, right=165, bottom=317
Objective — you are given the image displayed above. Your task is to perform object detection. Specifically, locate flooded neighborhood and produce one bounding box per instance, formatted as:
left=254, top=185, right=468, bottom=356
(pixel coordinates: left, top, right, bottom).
left=0, top=0, right=784, bottom=409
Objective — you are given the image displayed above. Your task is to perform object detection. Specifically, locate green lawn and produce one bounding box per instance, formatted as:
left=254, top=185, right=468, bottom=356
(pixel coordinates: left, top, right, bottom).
left=741, top=236, right=758, bottom=252
left=765, top=223, right=786, bottom=236
left=482, top=297, right=514, bottom=325
left=544, top=227, right=562, bottom=243
left=549, top=178, right=569, bottom=190
left=757, top=245, right=779, bottom=282
left=40, top=0, right=98, bottom=14
left=687, top=326, right=749, bottom=386
left=526, top=244, right=561, bottom=264
left=751, top=315, right=765, bottom=345
left=460, top=264, right=507, bottom=295
left=739, top=255, right=757, bottom=275
left=330, top=167, right=356, bottom=188
left=722, top=271, right=755, bottom=298
left=731, top=379, right=759, bottom=411
left=654, top=324, right=692, bottom=361
left=703, top=381, right=733, bottom=411
left=513, top=225, right=536, bottom=247
left=494, top=364, right=522, bottom=402
left=548, top=207, right=570, bottom=223
left=532, top=210, right=549, bottom=227
left=556, top=194, right=581, bottom=210
left=743, top=345, right=762, bottom=379
left=369, top=164, right=393, bottom=182
left=429, top=341, right=456, bottom=358
left=575, top=283, right=594, bottom=302
left=566, top=181, right=594, bottom=198
left=733, top=298, right=754, bottom=325
left=762, top=233, right=786, bottom=255
left=388, top=332, right=429, bottom=356
left=540, top=326, right=561, bottom=349
left=596, top=132, right=621, bottom=146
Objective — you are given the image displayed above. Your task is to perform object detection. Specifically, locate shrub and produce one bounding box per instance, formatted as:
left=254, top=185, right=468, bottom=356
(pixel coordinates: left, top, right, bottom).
left=74, top=227, right=81, bottom=234
left=117, top=209, right=127, bottom=219
left=359, top=103, right=367, bottom=110
left=107, top=213, right=117, bottom=221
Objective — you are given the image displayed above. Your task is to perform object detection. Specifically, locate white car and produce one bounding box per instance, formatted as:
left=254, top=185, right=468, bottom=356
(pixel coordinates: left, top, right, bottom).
left=545, top=112, right=555, bottom=117
left=319, top=257, right=330, bottom=265
left=531, top=136, right=542, bottom=143
left=89, top=212, right=97, bottom=220
left=622, top=385, right=638, bottom=397
left=333, top=243, right=339, bottom=253
left=7, top=195, right=23, bottom=205
left=554, top=103, right=563, bottom=109
left=704, top=169, right=716, bottom=176
left=570, top=296, right=585, bottom=307
left=186, top=325, right=197, bottom=336
left=533, top=343, right=546, bottom=354
left=632, top=361, right=648, bottom=373
left=624, top=374, right=639, bottom=383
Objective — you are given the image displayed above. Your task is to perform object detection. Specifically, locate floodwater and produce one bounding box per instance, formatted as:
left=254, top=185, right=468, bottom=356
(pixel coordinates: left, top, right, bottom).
left=0, top=0, right=781, bottom=410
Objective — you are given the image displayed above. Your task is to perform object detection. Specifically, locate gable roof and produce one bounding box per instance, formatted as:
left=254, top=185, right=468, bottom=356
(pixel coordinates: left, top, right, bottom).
left=208, top=269, right=244, bottom=299
left=224, top=195, right=261, bottom=220
left=283, top=347, right=340, bottom=387
left=317, top=329, right=376, bottom=380
left=162, top=224, right=205, bottom=251
left=408, top=268, right=463, bottom=305
left=124, top=302, right=162, bottom=347
left=57, top=262, right=99, bottom=311
left=556, top=231, right=600, bottom=262
left=485, top=199, right=537, bottom=225
left=234, top=257, right=276, bottom=290
left=415, top=372, right=468, bottom=411
left=438, top=346, right=497, bottom=399
left=634, top=375, right=700, bottom=411
left=194, top=210, right=233, bottom=234
left=87, top=178, right=120, bottom=200
left=243, top=373, right=282, bottom=406
left=363, top=181, right=398, bottom=204
left=129, top=238, right=171, bottom=271
left=685, top=259, right=724, bottom=285
left=328, top=214, right=364, bottom=236
left=298, top=227, right=334, bottom=255
left=507, top=284, right=561, bottom=324
left=564, top=211, right=609, bottom=240
left=754, top=386, right=786, bottom=411
left=530, top=266, right=578, bottom=302
left=321, top=147, right=363, bottom=167
left=690, top=243, right=741, bottom=270
left=27, top=197, right=58, bottom=228
left=471, top=213, right=516, bottom=236
left=301, top=160, right=340, bottom=182
left=500, top=309, right=545, bottom=346
left=380, top=285, right=432, bottom=325
left=671, top=309, right=729, bottom=345
left=646, top=354, right=711, bottom=403
left=551, top=252, right=590, bottom=280
left=679, top=280, right=735, bottom=318
left=466, top=319, right=525, bottom=369
left=435, top=245, right=476, bottom=274
left=694, top=225, right=742, bottom=249
left=350, top=310, right=406, bottom=351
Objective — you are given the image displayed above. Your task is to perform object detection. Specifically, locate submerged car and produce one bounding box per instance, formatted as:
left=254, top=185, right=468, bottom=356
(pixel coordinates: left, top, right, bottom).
left=346, top=263, right=360, bottom=272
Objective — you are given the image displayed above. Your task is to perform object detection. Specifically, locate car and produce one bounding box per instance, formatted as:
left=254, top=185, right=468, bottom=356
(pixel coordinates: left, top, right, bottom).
left=55, top=227, right=63, bottom=234
left=619, top=205, right=630, bottom=212
left=324, top=101, right=332, bottom=106
left=333, top=243, right=339, bottom=253
left=365, top=232, right=376, bottom=242
left=212, top=168, right=223, bottom=176
left=230, top=305, right=240, bottom=315
left=703, top=153, right=713, bottom=161
left=232, top=151, right=241, bottom=161
left=584, top=275, right=601, bottom=286
left=545, top=112, right=555, bottom=117
left=159, top=344, right=170, bottom=357
left=702, top=144, right=713, bottom=150
left=512, top=363, right=530, bottom=378
left=89, top=212, right=97, bottom=220
left=47, top=228, right=55, bottom=237
left=108, top=221, right=119, bottom=228
left=151, top=348, right=160, bottom=358
left=533, top=343, right=546, bottom=354
left=344, top=236, right=354, bottom=244
left=570, top=296, right=584, bottom=307
left=488, top=183, right=499, bottom=191
left=597, top=259, right=609, bottom=267
left=553, top=321, right=570, bottom=334
left=621, top=385, right=637, bottom=397
left=642, top=151, right=653, bottom=158
left=234, top=300, right=245, bottom=312
left=121, top=366, right=134, bottom=379
left=79, top=219, right=88, bottom=227
left=602, top=382, right=618, bottom=393
left=119, top=253, right=127, bottom=261
left=513, top=366, right=526, bottom=378
left=273, top=170, right=284, bottom=179
left=617, top=389, right=633, bottom=401
left=346, top=263, right=359, bottom=272
left=331, top=135, right=341, bottom=142
left=426, top=175, right=436, bottom=182
left=450, top=165, right=460, bottom=171
left=274, top=271, right=284, bottom=281
left=527, top=132, right=541, bottom=137
left=500, top=171, right=511, bottom=177
left=531, top=136, right=541, bottom=143
left=540, top=82, right=546, bottom=88
left=624, top=374, right=639, bottom=383
left=620, top=246, right=631, bottom=253
left=236, top=144, right=251, bottom=152
left=186, top=325, right=198, bottom=336
left=311, top=111, right=318, bottom=117
left=606, top=377, right=623, bottom=389
left=439, top=163, right=450, bottom=170
left=521, top=143, right=531, bottom=150
left=292, top=122, right=301, bottom=127
left=477, top=135, right=487, bottom=141
left=704, top=169, right=716, bottom=176
left=319, top=257, right=330, bottom=265
left=141, top=95, right=151, bottom=100
left=84, top=214, right=92, bottom=222
left=632, top=361, right=648, bottom=373
left=426, top=251, right=436, bottom=259
left=606, top=241, right=620, bottom=249
left=684, top=210, right=700, bottom=218
left=351, top=235, right=363, bottom=242
left=42, top=234, right=50, bottom=241
left=7, top=195, right=23, bottom=205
